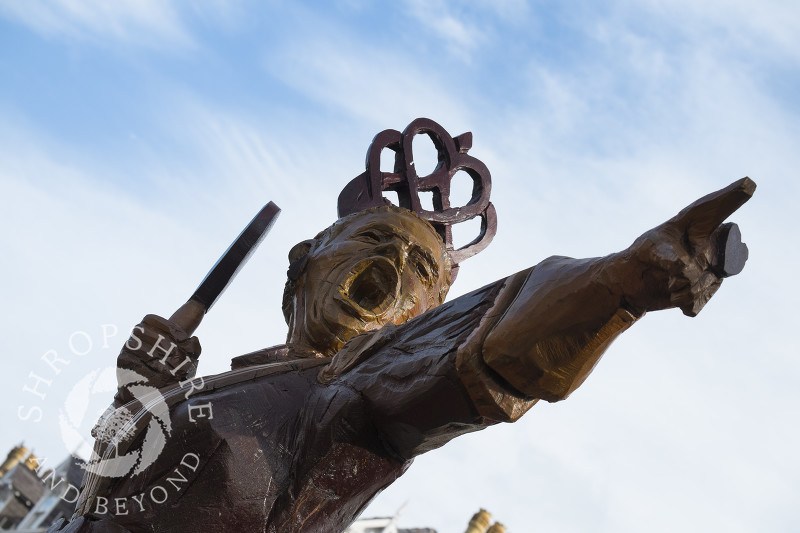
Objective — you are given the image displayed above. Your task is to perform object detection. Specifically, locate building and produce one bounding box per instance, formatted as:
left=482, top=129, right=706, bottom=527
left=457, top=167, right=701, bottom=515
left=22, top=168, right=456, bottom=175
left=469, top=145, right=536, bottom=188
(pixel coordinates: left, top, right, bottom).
left=0, top=445, right=45, bottom=530
left=14, top=455, right=84, bottom=532
left=0, top=444, right=85, bottom=532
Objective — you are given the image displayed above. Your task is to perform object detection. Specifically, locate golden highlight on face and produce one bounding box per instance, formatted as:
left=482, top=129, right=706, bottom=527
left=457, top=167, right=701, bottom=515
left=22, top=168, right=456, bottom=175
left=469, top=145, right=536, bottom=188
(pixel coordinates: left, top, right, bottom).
left=285, top=206, right=452, bottom=356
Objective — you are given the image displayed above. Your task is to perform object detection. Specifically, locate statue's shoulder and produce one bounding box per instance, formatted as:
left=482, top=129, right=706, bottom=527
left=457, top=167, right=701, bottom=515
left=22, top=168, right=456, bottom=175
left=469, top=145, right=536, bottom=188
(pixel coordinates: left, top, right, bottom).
left=147, top=347, right=330, bottom=404
left=215, top=354, right=328, bottom=387
left=230, top=344, right=315, bottom=370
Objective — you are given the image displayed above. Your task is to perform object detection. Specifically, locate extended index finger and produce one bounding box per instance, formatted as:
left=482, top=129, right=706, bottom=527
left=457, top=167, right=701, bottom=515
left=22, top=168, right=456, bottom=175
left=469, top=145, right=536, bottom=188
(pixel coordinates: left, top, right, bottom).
left=669, top=177, right=757, bottom=240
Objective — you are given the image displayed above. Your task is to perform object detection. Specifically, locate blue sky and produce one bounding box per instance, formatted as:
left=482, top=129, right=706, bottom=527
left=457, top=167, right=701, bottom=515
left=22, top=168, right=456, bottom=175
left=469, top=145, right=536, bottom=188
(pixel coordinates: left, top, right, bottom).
left=1, top=1, right=798, bottom=532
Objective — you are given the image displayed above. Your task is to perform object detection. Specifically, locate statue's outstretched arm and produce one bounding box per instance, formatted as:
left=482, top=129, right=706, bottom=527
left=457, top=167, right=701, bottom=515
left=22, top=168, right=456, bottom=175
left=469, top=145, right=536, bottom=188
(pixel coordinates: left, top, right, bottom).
left=481, top=178, right=755, bottom=403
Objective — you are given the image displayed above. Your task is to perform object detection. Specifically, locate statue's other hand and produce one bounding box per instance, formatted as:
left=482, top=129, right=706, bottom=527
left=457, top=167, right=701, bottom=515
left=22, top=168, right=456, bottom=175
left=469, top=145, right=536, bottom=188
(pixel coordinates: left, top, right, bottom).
left=616, top=178, right=756, bottom=317
left=113, top=314, right=202, bottom=406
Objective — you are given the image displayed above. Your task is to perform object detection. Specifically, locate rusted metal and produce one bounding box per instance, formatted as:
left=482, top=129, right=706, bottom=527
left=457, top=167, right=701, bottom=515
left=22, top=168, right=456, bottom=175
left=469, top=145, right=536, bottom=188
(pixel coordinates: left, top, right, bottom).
left=338, top=118, right=497, bottom=276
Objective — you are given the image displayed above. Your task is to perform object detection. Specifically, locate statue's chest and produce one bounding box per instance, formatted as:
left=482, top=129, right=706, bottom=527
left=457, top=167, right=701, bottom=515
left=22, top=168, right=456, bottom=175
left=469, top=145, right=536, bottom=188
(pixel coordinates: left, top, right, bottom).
left=266, top=442, right=409, bottom=533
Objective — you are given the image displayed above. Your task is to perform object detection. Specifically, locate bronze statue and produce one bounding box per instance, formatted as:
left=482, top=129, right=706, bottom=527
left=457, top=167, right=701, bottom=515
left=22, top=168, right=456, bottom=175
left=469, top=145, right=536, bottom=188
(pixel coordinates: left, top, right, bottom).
left=49, top=119, right=755, bottom=533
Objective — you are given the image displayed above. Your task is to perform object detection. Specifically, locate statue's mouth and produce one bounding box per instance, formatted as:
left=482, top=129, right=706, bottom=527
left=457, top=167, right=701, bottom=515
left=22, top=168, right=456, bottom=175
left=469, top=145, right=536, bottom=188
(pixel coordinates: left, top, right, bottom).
left=340, top=257, right=399, bottom=316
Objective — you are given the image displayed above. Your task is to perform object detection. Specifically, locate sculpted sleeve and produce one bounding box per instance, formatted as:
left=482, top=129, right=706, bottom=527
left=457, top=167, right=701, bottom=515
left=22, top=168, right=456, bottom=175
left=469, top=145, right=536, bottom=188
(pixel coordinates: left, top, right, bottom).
left=462, top=256, right=639, bottom=422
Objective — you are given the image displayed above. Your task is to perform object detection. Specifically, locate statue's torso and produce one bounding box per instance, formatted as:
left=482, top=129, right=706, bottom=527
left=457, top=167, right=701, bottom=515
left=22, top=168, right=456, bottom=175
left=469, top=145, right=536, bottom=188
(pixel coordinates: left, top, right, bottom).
left=75, top=357, right=408, bottom=533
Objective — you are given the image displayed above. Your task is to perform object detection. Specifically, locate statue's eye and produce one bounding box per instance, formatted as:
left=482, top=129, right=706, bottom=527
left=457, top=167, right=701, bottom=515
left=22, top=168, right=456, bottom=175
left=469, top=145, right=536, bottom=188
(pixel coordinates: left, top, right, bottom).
left=410, top=249, right=434, bottom=282
left=415, top=261, right=430, bottom=281
left=355, top=231, right=381, bottom=244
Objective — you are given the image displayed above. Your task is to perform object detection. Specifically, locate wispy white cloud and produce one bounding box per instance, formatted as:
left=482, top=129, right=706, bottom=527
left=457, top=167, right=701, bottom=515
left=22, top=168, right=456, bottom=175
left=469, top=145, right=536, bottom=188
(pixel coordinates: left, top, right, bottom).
left=263, top=33, right=469, bottom=130
left=0, top=0, right=195, bottom=48
left=401, top=0, right=486, bottom=62
left=629, top=0, right=800, bottom=62
left=474, top=0, right=529, bottom=23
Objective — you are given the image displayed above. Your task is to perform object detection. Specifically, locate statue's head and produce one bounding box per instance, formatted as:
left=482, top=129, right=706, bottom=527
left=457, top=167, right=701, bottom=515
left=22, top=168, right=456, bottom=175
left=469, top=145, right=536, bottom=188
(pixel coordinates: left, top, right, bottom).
left=283, top=205, right=452, bottom=356
left=284, top=118, right=496, bottom=356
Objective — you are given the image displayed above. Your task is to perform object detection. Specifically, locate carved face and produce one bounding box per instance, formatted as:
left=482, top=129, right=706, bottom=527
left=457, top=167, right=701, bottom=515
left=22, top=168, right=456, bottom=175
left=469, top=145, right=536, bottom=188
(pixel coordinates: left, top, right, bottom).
left=289, top=207, right=451, bottom=356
